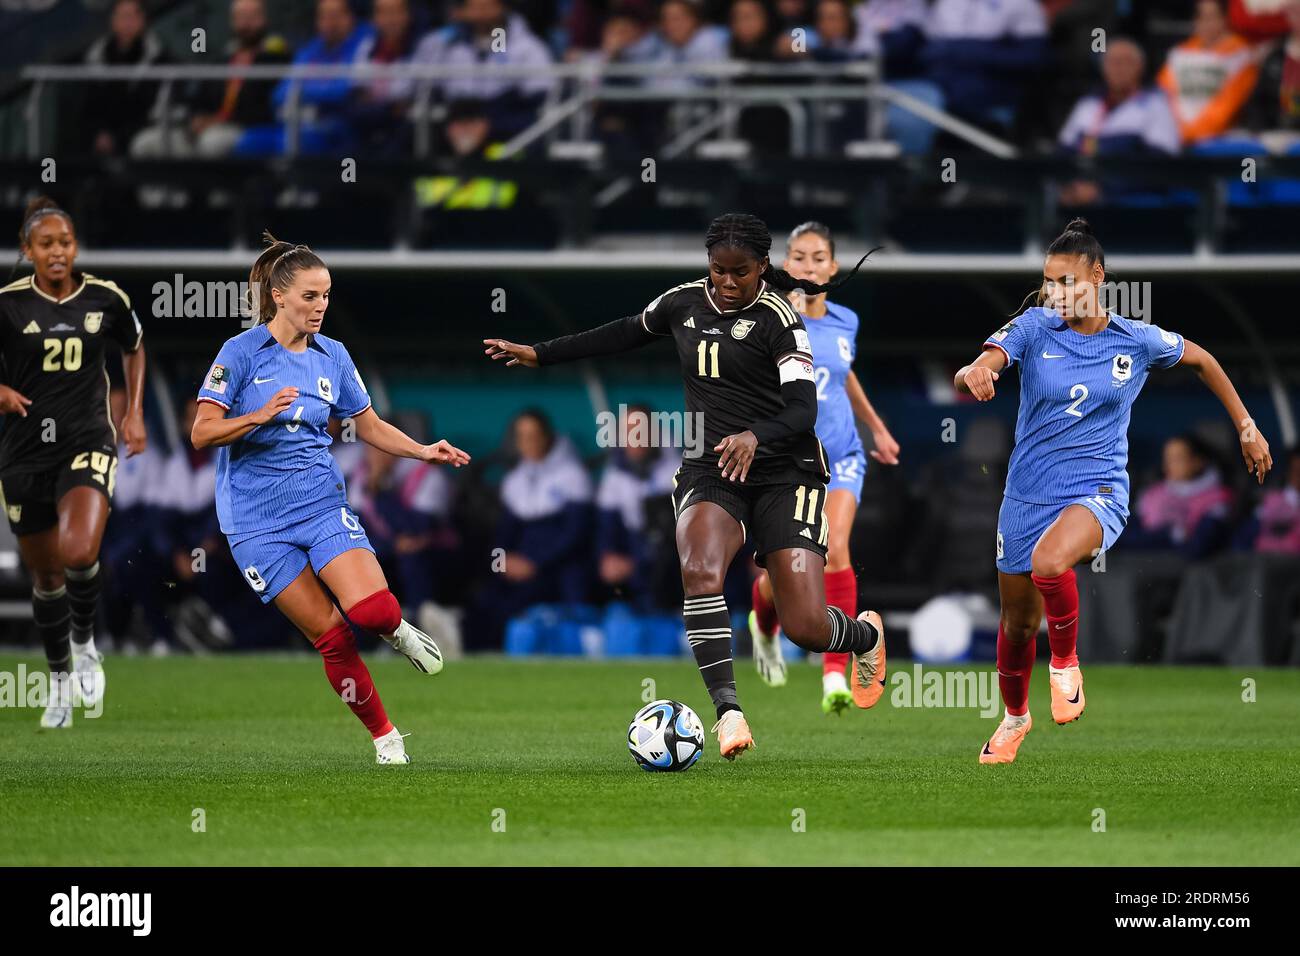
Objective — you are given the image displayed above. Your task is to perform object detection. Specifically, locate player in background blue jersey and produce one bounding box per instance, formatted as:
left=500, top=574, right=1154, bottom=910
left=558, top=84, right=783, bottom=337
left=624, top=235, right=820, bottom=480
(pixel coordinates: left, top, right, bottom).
left=192, top=236, right=470, bottom=765
left=748, top=223, right=901, bottom=714
left=955, top=219, right=1272, bottom=764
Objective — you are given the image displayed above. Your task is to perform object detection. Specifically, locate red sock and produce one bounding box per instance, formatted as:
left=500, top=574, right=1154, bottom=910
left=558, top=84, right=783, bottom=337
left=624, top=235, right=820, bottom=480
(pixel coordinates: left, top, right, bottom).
left=996, top=621, right=1035, bottom=717
left=313, top=623, right=393, bottom=739
left=1031, top=568, right=1080, bottom=669
left=822, top=567, right=857, bottom=676
left=751, top=576, right=779, bottom=637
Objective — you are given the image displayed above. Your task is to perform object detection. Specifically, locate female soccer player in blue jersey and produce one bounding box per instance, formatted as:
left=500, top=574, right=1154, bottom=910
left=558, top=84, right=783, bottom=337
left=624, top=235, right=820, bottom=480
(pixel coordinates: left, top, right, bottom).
left=192, top=236, right=470, bottom=764
left=955, top=219, right=1272, bottom=764
left=748, top=222, right=901, bottom=714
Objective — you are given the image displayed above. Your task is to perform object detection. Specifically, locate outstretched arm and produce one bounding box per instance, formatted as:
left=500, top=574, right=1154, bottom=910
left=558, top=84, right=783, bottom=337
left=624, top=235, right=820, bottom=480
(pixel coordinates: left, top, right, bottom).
left=1178, top=339, right=1272, bottom=483
left=846, top=370, right=899, bottom=464
left=484, top=314, right=660, bottom=368
left=352, top=407, right=470, bottom=467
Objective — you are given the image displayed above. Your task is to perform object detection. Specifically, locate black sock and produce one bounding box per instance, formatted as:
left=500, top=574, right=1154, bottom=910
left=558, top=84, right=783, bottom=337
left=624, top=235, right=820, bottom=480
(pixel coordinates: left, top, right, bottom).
left=33, top=585, right=71, bottom=674
left=825, top=605, right=878, bottom=655
left=65, top=561, right=101, bottom=650
left=684, top=594, right=739, bottom=719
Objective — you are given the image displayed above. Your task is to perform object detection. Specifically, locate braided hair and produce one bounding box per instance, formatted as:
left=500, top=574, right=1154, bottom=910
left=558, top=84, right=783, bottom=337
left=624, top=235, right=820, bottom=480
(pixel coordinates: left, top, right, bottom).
left=704, top=213, right=876, bottom=296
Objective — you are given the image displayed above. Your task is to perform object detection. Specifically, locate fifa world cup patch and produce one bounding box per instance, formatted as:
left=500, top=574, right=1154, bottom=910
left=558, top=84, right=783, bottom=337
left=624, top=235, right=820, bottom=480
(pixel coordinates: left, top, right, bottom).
left=83, top=311, right=103, bottom=333
left=991, top=321, right=1016, bottom=342
left=205, top=364, right=228, bottom=394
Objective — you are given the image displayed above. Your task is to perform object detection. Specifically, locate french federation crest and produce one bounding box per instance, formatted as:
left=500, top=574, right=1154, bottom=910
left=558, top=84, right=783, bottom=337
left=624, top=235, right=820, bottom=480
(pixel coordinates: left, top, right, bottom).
left=7, top=505, right=20, bottom=523
left=243, top=566, right=266, bottom=593
left=838, top=336, right=852, bottom=362
left=83, top=311, right=103, bottom=333
left=317, top=376, right=333, bottom=401
left=1111, top=353, right=1133, bottom=383
left=731, top=319, right=756, bottom=340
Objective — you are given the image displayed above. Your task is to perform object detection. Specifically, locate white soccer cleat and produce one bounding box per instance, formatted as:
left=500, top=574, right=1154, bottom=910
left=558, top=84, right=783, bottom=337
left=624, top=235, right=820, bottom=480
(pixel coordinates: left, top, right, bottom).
left=749, top=610, right=787, bottom=687
left=72, top=649, right=106, bottom=708
left=39, top=674, right=74, bottom=729
left=374, top=727, right=411, bottom=764
left=385, top=619, right=443, bottom=676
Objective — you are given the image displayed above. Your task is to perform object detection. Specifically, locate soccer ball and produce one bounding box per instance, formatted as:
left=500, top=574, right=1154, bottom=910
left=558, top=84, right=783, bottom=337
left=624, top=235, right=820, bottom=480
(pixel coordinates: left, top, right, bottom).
left=627, top=699, right=705, bottom=772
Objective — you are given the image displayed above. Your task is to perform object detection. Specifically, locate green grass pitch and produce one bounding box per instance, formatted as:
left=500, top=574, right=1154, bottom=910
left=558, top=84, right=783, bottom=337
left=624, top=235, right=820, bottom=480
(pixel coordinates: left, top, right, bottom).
left=1, top=654, right=1297, bottom=865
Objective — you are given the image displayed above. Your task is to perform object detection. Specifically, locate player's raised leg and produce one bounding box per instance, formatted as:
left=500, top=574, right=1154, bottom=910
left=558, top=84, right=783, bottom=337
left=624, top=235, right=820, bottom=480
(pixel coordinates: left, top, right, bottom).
left=319, top=548, right=442, bottom=676
left=1031, top=504, right=1102, bottom=725
left=676, top=501, right=751, bottom=759
left=748, top=571, right=786, bottom=687
left=273, top=565, right=408, bottom=764
left=765, top=546, right=885, bottom=709
left=981, top=572, right=1041, bottom=764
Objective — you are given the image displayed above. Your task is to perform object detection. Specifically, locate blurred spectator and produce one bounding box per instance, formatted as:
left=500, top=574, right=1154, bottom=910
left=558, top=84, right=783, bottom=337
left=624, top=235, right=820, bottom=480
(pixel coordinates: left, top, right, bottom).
left=847, top=0, right=945, bottom=153
left=1020, top=1, right=1120, bottom=147
left=772, top=0, right=814, bottom=38
left=810, top=0, right=860, bottom=61
left=82, top=0, right=171, bottom=156
left=1057, top=38, right=1180, bottom=204
left=921, top=0, right=1048, bottom=133
left=351, top=0, right=419, bottom=155
left=1129, top=435, right=1235, bottom=557
left=410, top=0, right=555, bottom=140
left=851, top=0, right=927, bottom=76
left=651, top=0, right=730, bottom=91
left=131, top=0, right=290, bottom=158
left=235, top=0, right=376, bottom=156
left=1158, top=0, right=1259, bottom=146
left=474, top=409, right=593, bottom=648
left=586, top=0, right=666, bottom=156
left=729, top=0, right=793, bottom=153
left=1246, top=0, right=1300, bottom=133
left=594, top=406, right=679, bottom=610
left=1240, top=448, right=1300, bottom=553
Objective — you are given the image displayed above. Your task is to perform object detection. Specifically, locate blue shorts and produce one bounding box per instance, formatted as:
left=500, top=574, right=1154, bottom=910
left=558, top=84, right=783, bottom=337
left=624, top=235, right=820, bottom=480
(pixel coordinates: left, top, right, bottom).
left=996, top=494, right=1128, bottom=575
left=227, top=504, right=374, bottom=603
left=826, top=447, right=866, bottom=501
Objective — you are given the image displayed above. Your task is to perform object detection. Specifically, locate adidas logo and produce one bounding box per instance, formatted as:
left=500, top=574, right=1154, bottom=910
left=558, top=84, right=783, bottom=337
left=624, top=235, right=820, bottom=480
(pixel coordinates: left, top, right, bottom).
left=22, top=320, right=39, bottom=334
left=799, top=528, right=812, bottom=539
left=683, top=317, right=695, bottom=328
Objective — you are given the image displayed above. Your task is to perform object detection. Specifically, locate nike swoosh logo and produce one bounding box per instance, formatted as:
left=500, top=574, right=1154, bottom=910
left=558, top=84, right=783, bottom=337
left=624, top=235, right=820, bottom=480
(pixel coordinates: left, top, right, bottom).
left=349, top=533, right=364, bottom=539
left=1067, top=687, right=1081, bottom=704
left=254, top=377, right=275, bottom=384
left=982, top=742, right=993, bottom=755
left=1042, top=352, right=1065, bottom=359
left=1054, top=618, right=1077, bottom=630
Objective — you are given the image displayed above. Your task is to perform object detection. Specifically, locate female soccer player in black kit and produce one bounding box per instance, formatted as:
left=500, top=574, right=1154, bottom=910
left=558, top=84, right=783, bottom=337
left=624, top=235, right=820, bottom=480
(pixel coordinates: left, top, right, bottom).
left=0, top=197, right=147, bottom=728
left=485, top=213, right=885, bottom=759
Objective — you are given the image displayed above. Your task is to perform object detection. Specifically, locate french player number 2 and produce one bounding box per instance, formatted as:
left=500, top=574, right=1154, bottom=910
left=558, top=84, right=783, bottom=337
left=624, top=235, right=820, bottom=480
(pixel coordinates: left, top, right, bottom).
left=814, top=366, right=830, bottom=400
left=1065, top=384, right=1089, bottom=418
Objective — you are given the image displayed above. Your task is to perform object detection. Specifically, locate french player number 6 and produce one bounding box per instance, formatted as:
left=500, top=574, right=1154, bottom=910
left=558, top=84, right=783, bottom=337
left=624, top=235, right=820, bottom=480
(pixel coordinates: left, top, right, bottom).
left=1065, top=383, right=1088, bottom=418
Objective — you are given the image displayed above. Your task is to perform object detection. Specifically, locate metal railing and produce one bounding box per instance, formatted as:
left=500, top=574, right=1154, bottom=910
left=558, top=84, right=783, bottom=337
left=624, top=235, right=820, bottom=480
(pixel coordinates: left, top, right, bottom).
left=18, top=58, right=1017, bottom=161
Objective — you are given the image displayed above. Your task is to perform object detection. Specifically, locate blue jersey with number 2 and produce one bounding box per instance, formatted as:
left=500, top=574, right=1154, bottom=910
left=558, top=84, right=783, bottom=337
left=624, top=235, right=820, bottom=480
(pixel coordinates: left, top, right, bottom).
left=983, top=307, right=1185, bottom=510
left=803, top=301, right=864, bottom=462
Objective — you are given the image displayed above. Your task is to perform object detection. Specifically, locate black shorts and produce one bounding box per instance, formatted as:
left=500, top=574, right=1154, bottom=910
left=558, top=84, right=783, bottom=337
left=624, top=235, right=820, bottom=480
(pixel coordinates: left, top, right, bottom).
left=0, top=446, right=118, bottom=536
left=671, top=464, right=828, bottom=568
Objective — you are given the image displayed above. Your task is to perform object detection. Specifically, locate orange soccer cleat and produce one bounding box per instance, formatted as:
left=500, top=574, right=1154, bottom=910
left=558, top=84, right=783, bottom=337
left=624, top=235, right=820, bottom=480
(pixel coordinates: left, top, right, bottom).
left=1049, top=666, right=1086, bottom=724
left=711, top=710, right=755, bottom=761
left=979, top=714, right=1033, bottom=764
left=849, top=611, right=887, bottom=709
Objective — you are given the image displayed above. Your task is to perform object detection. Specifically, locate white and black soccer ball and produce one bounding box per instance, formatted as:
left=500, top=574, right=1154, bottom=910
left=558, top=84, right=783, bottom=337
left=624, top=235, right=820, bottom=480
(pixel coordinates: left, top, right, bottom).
left=627, top=699, right=705, bottom=772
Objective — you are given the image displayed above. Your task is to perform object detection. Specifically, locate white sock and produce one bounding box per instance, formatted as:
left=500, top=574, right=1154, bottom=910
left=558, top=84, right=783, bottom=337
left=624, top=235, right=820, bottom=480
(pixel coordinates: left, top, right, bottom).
left=373, top=726, right=402, bottom=747
left=71, top=636, right=97, bottom=658
left=1004, top=709, right=1029, bottom=727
